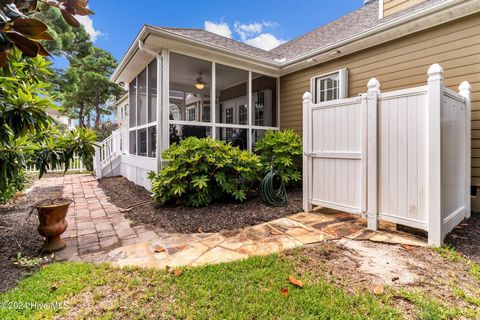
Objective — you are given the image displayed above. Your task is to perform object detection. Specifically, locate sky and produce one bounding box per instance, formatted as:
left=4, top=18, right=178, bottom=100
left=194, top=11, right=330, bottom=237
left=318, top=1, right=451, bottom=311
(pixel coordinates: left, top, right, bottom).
left=64, top=0, right=363, bottom=64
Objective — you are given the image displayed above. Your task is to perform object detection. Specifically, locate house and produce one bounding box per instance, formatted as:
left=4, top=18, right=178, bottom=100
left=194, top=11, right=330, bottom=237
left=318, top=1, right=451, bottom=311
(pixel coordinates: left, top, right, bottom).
left=101, top=0, right=479, bottom=212
left=115, top=93, right=129, bottom=129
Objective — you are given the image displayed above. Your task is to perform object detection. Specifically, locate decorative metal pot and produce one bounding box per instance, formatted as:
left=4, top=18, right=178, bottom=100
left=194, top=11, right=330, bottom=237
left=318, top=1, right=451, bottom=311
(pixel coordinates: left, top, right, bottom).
left=36, top=198, right=72, bottom=253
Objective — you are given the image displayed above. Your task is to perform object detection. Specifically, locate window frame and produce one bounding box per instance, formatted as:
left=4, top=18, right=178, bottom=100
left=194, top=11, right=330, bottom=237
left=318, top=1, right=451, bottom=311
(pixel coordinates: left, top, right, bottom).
left=310, top=68, right=348, bottom=104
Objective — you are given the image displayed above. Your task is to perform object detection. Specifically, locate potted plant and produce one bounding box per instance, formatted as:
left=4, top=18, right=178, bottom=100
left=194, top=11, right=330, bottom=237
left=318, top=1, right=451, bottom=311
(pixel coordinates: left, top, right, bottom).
left=29, top=127, right=97, bottom=252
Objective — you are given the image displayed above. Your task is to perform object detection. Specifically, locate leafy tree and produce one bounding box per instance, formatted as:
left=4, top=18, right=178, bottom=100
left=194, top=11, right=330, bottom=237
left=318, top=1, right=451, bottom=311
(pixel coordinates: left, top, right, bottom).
left=33, top=6, right=92, bottom=58
left=59, top=47, right=124, bottom=129
left=0, top=49, right=97, bottom=200
left=0, top=0, right=93, bottom=67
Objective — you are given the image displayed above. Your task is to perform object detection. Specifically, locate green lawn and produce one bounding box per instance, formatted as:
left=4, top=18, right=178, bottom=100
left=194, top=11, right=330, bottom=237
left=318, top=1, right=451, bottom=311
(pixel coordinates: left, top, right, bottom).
left=1, top=246, right=479, bottom=320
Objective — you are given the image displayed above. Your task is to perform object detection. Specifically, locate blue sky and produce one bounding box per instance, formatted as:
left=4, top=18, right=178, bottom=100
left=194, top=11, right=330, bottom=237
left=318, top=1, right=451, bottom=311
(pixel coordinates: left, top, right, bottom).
left=68, top=1, right=363, bottom=63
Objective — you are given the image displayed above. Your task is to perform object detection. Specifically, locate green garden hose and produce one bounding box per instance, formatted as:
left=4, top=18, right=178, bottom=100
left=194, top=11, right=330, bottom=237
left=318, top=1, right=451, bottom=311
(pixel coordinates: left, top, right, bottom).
left=260, top=169, right=288, bottom=207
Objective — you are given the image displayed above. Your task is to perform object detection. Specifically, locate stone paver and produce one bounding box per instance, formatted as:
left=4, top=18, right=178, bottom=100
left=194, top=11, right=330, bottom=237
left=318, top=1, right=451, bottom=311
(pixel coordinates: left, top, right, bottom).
left=33, top=174, right=427, bottom=268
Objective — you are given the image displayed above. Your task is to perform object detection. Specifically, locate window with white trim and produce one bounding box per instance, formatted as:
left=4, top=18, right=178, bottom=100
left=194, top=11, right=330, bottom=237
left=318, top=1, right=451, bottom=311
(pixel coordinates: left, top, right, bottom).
left=311, top=69, right=348, bottom=104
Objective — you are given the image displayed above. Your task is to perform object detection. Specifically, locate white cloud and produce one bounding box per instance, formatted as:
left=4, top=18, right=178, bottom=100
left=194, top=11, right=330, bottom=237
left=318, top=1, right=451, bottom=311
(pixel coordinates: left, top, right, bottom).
left=244, top=33, right=287, bottom=51
left=234, top=22, right=278, bottom=42
left=204, top=21, right=232, bottom=39
left=75, top=15, right=103, bottom=42
left=204, top=20, right=286, bottom=51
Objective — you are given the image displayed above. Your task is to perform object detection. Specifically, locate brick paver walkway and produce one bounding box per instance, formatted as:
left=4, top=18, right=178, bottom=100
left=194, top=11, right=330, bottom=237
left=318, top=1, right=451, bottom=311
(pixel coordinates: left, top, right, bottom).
left=32, top=174, right=427, bottom=266
left=34, top=175, right=158, bottom=261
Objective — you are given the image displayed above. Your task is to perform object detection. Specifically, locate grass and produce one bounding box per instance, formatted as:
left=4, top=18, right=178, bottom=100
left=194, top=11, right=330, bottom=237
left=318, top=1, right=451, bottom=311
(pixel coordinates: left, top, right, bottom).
left=2, top=245, right=480, bottom=319
left=1, top=253, right=400, bottom=320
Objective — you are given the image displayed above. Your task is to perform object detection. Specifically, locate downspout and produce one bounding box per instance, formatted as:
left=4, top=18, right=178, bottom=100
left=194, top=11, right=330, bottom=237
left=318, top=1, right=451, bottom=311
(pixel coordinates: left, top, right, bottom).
left=138, top=39, right=164, bottom=173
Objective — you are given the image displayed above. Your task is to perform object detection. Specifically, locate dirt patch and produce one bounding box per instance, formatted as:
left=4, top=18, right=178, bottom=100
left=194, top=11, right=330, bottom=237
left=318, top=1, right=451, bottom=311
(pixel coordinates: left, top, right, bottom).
left=98, top=176, right=303, bottom=234
left=0, top=176, right=62, bottom=292
left=445, top=211, right=480, bottom=264
left=286, top=241, right=480, bottom=318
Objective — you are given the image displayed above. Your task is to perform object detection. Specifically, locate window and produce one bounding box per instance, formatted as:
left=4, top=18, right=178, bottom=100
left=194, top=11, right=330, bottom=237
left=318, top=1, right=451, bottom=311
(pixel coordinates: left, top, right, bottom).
left=239, top=105, right=247, bottom=125
left=311, top=69, right=348, bottom=104
left=186, top=105, right=197, bottom=121
left=124, top=104, right=128, bottom=120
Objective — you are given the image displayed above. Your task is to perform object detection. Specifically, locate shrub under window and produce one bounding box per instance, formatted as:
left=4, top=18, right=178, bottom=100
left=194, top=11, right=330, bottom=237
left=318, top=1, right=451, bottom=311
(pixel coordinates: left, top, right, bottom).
left=149, top=137, right=260, bottom=207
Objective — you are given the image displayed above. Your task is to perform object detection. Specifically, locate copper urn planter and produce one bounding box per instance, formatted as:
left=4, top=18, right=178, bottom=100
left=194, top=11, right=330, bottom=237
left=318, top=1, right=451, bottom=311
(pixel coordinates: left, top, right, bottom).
left=36, top=198, right=72, bottom=253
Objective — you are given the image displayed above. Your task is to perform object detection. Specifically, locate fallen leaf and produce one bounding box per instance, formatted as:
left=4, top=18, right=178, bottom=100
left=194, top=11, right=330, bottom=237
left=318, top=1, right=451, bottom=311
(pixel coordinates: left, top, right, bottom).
left=270, top=229, right=283, bottom=236
left=289, top=275, right=303, bottom=288
left=153, top=246, right=165, bottom=253
left=173, top=269, right=183, bottom=277
left=400, top=244, right=413, bottom=251
left=197, top=227, right=204, bottom=233
left=280, top=287, right=289, bottom=296
left=165, top=265, right=171, bottom=272
left=51, top=281, right=60, bottom=292
left=373, top=286, right=384, bottom=295
left=391, top=276, right=399, bottom=282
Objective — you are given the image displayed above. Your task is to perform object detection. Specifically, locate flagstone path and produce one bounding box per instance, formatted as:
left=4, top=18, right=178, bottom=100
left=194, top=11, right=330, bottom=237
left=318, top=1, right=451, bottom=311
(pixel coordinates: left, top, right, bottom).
left=34, top=174, right=426, bottom=268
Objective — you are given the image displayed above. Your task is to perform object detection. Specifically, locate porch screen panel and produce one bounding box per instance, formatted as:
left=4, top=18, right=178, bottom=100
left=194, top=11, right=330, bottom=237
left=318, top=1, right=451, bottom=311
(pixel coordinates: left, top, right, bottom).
left=137, top=69, right=147, bottom=126
left=216, top=64, right=248, bottom=125
left=252, top=73, right=277, bottom=127
left=129, top=80, right=136, bottom=127
left=169, top=53, right=211, bottom=126
left=148, top=60, right=157, bottom=123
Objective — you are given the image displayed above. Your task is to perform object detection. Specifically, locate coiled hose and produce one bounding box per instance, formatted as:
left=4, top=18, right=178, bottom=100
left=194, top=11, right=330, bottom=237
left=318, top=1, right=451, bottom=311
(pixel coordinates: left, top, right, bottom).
left=260, top=169, right=288, bottom=207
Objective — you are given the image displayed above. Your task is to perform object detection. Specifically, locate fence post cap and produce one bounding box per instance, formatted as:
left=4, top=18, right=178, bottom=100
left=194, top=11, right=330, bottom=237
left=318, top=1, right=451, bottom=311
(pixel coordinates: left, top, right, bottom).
left=459, top=81, right=471, bottom=92
left=367, top=78, right=380, bottom=91
left=427, top=63, right=444, bottom=79
left=303, top=91, right=312, bottom=102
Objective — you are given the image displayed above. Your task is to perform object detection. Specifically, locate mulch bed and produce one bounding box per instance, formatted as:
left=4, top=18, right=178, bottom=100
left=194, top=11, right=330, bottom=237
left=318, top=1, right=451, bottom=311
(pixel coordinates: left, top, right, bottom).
left=0, top=175, right=62, bottom=292
left=98, top=176, right=303, bottom=234
left=445, top=211, right=480, bottom=264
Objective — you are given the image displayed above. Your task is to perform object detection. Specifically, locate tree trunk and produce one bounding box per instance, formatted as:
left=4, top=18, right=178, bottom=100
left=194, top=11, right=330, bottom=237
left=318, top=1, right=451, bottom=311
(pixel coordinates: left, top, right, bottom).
left=86, top=112, right=91, bottom=128
left=78, top=104, right=84, bottom=128
left=94, top=95, right=101, bottom=129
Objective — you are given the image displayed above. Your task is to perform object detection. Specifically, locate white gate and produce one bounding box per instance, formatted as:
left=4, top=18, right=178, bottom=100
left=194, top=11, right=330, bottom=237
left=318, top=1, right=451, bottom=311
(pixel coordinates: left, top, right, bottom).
left=303, top=64, right=471, bottom=246
left=303, top=95, right=367, bottom=215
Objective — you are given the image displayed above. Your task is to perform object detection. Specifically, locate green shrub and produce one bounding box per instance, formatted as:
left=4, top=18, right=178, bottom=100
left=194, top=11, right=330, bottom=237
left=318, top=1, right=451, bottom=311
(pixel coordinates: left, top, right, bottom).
left=254, top=129, right=303, bottom=187
left=0, top=169, right=27, bottom=204
left=149, top=137, right=260, bottom=207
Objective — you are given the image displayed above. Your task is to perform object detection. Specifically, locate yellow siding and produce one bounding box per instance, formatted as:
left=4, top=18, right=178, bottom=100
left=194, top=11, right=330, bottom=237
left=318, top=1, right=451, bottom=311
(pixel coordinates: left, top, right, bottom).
left=280, top=13, right=480, bottom=183
left=383, top=0, right=426, bottom=17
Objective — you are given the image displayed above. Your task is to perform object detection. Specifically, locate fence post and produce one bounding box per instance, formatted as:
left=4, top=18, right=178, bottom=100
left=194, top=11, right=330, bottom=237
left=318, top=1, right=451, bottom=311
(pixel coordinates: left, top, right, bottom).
left=459, top=81, right=472, bottom=219
left=427, top=63, right=444, bottom=246
left=94, top=146, right=103, bottom=179
left=303, top=91, right=313, bottom=213
left=367, top=78, right=380, bottom=230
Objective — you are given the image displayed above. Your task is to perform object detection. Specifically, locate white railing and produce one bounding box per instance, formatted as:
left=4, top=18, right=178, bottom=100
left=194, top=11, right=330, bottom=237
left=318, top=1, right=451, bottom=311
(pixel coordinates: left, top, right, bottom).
left=303, top=63, right=471, bottom=246
left=94, top=129, right=127, bottom=178
left=27, top=152, right=85, bottom=173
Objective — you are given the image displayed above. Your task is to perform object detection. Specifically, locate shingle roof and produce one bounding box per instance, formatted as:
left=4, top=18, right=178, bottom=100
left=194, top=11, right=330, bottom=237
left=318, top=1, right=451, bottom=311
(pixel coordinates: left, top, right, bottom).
left=151, top=26, right=282, bottom=61
left=152, top=0, right=445, bottom=63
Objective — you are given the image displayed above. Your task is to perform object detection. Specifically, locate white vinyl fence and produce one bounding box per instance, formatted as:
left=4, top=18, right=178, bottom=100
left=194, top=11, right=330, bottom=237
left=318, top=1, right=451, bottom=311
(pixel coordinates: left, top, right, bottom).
left=303, top=64, right=471, bottom=246
left=93, top=129, right=127, bottom=179
left=27, top=152, right=85, bottom=174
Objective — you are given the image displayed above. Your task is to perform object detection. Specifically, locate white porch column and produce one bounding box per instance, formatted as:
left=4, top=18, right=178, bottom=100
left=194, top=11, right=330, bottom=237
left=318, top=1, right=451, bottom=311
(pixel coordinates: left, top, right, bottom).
left=302, top=92, right=313, bottom=213
left=426, top=63, right=444, bottom=246
left=159, top=50, right=170, bottom=166
left=459, top=81, right=472, bottom=219
left=156, top=54, right=163, bottom=172
left=211, top=62, right=216, bottom=139
left=367, top=78, right=380, bottom=231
